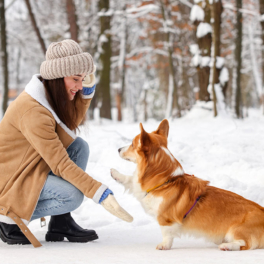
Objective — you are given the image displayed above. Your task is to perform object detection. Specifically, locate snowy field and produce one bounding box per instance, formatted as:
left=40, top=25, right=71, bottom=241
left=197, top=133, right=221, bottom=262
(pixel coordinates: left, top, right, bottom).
left=1, top=105, right=264, bottom=263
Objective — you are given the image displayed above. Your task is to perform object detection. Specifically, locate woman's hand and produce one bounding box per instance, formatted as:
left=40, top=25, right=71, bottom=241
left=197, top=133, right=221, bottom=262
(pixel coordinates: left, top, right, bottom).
left=101, top=194, right=133, bottom=222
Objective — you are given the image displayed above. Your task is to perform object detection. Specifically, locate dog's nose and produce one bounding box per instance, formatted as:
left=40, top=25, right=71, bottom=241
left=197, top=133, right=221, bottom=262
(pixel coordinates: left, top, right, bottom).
left=118, top=148, right=122, bottom=153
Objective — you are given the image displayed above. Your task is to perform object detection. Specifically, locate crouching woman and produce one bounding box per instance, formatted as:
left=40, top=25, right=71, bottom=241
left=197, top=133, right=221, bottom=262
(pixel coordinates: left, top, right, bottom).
left=0, top=39, right=132, bottom=247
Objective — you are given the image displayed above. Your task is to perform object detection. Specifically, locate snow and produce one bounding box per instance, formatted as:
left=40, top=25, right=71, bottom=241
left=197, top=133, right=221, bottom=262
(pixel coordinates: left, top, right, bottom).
left=191, top=54, right=201, bottom=67
left=126, top=4, right=159, bottom=18
left=190, top=5, right=205, bottom=22
left=1, top=109, right=264, bottom=262
left=201, top=56, right=210, bottom=67
left=98, top=9, right=114, bottom=17
left=196, top=22, right=212, bottom=38
left=219, top=67, right=229, bottom=86
left=214, top=83, right=226, bottom=115
left=99, top=34, right=108, bottom=43
left=189, top=44, right=199, bottom=55
left=209, top=0, right=219, bottom=4
left=248, top=24, right=263, bottom=98
left=216, top=56, right=225, bottom=69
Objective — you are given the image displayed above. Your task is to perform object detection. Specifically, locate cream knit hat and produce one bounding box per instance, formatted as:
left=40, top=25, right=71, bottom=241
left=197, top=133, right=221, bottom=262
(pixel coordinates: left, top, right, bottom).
left=40, top=39, right=94, bottom=80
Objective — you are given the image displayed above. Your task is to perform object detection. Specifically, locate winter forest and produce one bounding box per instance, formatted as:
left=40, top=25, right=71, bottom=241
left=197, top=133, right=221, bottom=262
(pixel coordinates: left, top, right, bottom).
left=1, top=0, right=264, bottom=121
left=1, top=1, right=264, bottom=262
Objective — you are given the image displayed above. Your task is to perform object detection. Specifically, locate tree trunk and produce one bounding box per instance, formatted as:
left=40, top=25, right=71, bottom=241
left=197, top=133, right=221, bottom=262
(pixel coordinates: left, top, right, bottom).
left=24, top=0, right=46, bottom=55
left=66, top=0, right=78, bottom=42
left=0, top=0, right=9, bottom=115
left=213, top=0, right=223, bottom=84
left=210, top=0, right=217, bottom=117
left=235, top=0, right=243, bottom=118
left=117, top=4, right=127, bottom=121
left=97, top=0, right=112, bottom=119
left=259, top=0, right=264, bottom=113
left=196, top=0, right=211, bottom=101
left=160, top=0, right=181, bottom=117
left=115, top=91, right=122, bottom=122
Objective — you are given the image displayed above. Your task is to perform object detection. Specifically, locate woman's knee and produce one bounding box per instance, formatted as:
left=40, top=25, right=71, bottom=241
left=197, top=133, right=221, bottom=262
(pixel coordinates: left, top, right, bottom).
left=72, top=137, right=90, bottom=160
left=67, top=187, right=84, bottom=212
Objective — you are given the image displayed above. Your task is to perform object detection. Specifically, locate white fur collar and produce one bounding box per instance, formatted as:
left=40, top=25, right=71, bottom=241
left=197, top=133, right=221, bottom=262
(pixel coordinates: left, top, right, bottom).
left=25, top=74, right=76, bottom=139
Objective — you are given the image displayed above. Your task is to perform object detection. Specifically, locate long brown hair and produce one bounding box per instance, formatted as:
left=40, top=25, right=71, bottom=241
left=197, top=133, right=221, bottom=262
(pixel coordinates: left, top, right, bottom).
left=40, top=76, right=85, bottom=131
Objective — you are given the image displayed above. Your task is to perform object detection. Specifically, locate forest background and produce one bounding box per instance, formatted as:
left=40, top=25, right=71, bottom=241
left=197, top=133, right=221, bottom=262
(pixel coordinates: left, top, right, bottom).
left=1, top=0, right=264, bottom=121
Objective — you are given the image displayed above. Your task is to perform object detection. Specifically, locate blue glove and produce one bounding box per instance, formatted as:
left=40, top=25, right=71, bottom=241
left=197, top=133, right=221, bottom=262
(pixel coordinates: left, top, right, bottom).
left=99, top=188, right=114, bottom=204
left=82, top=84, right=96, bottom=95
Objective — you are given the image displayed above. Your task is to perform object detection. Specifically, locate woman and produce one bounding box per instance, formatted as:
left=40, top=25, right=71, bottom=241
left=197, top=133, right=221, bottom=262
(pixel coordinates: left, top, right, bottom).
left=0, top=39, right=132, bottom=248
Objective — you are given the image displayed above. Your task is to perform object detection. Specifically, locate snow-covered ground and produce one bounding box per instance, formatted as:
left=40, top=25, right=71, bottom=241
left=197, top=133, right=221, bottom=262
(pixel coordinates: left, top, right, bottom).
left=1, top=106, right=264, bottom=263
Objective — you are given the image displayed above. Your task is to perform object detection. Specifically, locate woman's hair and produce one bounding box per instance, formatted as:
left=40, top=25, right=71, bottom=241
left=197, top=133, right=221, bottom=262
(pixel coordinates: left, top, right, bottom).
left=40, top=77, right=85, bottom=131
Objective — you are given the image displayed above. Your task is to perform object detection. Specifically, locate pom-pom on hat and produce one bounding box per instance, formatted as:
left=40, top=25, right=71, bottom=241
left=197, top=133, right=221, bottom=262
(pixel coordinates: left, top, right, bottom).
left=40, top=39, right=94, bottom=80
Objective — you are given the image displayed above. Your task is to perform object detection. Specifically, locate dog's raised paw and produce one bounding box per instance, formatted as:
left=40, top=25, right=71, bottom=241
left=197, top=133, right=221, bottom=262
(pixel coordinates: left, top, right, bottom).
left=110, top=168, right=120, bottom=181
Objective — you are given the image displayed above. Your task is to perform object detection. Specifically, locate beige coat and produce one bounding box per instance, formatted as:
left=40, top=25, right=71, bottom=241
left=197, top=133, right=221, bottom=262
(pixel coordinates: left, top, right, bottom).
left=0, top=75, right=107, bottom=247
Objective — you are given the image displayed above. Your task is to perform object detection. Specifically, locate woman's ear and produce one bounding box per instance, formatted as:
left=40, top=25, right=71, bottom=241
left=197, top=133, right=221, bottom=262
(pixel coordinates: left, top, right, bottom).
left=156, top=119, right=169, bottom=138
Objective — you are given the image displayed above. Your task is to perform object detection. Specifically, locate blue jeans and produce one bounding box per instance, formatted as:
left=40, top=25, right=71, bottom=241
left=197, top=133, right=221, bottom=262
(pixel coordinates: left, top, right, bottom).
left=30, top=137, right=89, bottom=221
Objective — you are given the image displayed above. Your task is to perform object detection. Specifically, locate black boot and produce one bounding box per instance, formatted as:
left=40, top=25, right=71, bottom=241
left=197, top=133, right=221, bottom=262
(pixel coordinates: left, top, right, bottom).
left=45, top=213, right=98, bottom=243
left=0, top=222, right=30, bottom=245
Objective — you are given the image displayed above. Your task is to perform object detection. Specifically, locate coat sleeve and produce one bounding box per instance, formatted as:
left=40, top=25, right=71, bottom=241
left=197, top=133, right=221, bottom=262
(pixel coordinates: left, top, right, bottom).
left=19, top=106, right=107, bottom=203
left=76, top=73, right=96, bottom=126
left=75, top=97, right=92, bottom=127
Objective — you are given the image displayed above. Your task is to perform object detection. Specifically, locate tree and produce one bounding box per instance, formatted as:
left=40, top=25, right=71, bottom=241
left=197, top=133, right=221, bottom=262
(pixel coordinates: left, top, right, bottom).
left=116, top=4, right=127, bottom=121
left=97, top=0, right=112, bottom=119
left=209, top=0, right=218, bottom=116
left=259, top=0, right=264, bottom=113
left=0, top=0, right=9, bottom=115
left=191, top=0, right=212, bottom=102
left=24, top=0, right=46, bottom=55
left=159, top=0, right=181, bottom=118
left=234, top=0, right=243, bottom=118
left=66, top=0, right=78, bottom=42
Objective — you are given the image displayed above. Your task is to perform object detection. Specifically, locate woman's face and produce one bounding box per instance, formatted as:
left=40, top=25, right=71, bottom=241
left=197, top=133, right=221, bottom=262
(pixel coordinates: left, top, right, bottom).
left=64, top=73, right=86, bottom=100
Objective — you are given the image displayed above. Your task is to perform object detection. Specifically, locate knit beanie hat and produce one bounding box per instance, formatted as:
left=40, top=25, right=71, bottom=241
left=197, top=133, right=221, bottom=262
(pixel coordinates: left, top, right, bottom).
left=40, top=39, right=94, bottom=80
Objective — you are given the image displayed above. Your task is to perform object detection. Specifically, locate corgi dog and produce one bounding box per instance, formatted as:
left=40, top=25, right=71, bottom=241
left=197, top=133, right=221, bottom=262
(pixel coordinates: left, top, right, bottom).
left=110, top=119, right=264, bottom=251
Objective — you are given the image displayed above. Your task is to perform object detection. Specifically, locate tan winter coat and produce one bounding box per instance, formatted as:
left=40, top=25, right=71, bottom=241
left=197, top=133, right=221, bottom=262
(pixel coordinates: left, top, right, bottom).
left=0, top=75, right=107, bottom=247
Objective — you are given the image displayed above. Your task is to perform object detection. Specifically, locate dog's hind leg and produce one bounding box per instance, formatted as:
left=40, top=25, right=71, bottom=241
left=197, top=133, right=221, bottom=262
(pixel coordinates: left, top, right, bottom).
left=219, top=230, right=250, bottom=251
left=219, top=240, right=246, bottom=251
left=110, top=168, right=133, bottom=190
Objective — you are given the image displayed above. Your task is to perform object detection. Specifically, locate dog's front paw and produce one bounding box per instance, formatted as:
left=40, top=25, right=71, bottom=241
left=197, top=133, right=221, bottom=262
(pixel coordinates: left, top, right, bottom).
left=156, top=242, right=172, bottom=250
left=110, top=168, right=121, bottom=182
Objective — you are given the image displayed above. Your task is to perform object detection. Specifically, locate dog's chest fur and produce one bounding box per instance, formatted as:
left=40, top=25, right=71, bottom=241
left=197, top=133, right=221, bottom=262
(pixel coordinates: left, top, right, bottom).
left=131, top=169, right=163, bottom=218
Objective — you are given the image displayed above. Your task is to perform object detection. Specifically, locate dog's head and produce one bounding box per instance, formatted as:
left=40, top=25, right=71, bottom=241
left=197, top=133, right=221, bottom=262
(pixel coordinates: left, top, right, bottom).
left=118, top=119, right=184, bottom=189
left=118, top=119, right=169, bottom=163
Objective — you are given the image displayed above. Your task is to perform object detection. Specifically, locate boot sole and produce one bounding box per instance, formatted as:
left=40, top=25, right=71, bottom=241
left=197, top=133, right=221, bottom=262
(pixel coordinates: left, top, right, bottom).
left=45, top=232, right=98, bottom=243
left=0, top=225, right=31, bottom=245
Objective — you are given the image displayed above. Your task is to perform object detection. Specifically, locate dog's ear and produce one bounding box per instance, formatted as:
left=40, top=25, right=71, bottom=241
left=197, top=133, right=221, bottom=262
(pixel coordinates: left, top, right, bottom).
left=156, top=119, right=169, bottom=138
left=139, top=123, right=151, bottom=152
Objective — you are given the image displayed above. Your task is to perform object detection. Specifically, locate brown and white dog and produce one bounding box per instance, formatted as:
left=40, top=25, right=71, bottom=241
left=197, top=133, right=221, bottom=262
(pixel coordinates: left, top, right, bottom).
left=110, top=119, right=264, bottom=251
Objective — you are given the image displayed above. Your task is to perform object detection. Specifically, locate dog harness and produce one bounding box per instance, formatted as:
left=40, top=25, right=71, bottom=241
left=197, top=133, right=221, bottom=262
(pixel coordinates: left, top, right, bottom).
left=183, top=196, right=201, bottom=219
